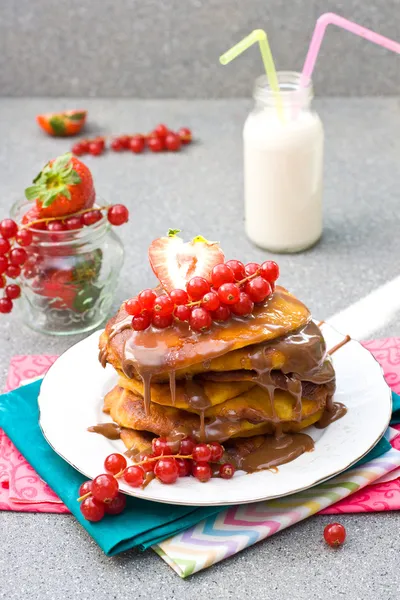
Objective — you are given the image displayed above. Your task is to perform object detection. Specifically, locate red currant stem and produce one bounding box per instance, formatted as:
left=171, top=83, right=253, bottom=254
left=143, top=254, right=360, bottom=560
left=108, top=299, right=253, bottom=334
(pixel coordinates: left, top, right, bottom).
left=77, top=491, right=92, bottom=503
left=236, top=270, right=261, bottom=286
left=133, top=453, right=193, bottom=466
left=186, top=300, right=202, bottom=308
left=20, top=205, right=110, bottom=229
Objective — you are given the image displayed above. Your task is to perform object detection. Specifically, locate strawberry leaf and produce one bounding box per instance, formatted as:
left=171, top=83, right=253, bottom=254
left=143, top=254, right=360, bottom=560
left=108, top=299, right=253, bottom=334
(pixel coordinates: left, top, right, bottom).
left=168, top=229, right=181, bottom=237
left=25, top=185, right=41, bottom=201
left=49, top=116, right=66, bottom=136
left=67, top=112, right=86, bottom=121
left=192, top=235, right=218, bottom=244
left=65, top=172, right=81, bottom=185
left=53, top=153, right=72, bottom=171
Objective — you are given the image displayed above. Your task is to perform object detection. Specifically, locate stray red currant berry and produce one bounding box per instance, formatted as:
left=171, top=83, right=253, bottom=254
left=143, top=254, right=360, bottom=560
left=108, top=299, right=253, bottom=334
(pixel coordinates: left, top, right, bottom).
left=225, top=260, right=246, bottom=281
left=6, top=265, right=21, bottom=279
left=178, top=127, right=192, bottom=144
left=91, top=474, right=119, bottom=503
left=192, top=462, right=212, bottom=482
left=94, top=137, right=106, bottom=151
left=15, top=229, right=33, bottom=247
left=152, top=437, right=172, bottom=456
left=154, top=124, right=169, bottom=138
left=154, top=457, right=179, bottom=484
left=80, top=140, right=91, bottom=152
left=104, top=492, right=127, bottom=515
left=65, top=216, right=83, bottom=230
left=118, top=135, right=132, bottom=149
left=152, top=313, right=173, bottom=328
left=0, top=219, right=18, bottom=239
left=104, top=453, right=127, bottom=475
left=211, top=305, right=231, bottom=322
left=201, top=291, right=220, bottom=311
left=260, top=261, right=280, bottom=283
left=82, top=210, right=102, bottom=226
left=190, top=307, right=212, bottom=332
left=124, top=465, right=145, bottom=488
left=0, top=297, right=13, bottom=313
left=174, top=305, right=191, bottom=322
left=176, top=458, right=192, bottom=477
left=46, top=221, right=67, bottom=232
left=219, top=463, right=235, bottom=479
left=245, top=262, right=260, bottom=276
left=138, top=289, right=157, bottom=310
left=80, top=497, right=105, bottom=522
left=147, top=136, right=164, bottom=152
left=79, top=480, right=93, bottom=497
left=138, top=453, right=156, bottom=473
left=186, top=276, right=210, bottom=300
left=208, top=442, right=224, bottom=461
left=129, top=135, right=145, bottom=154
left=72, top=142, right=86, bottom=156
left=153, top=295, right=174, bottom=316
left=211, top=264, right=234, bottom=288
left=5, top=284, right=21, bottom=300
left=170, top=288, right=188, bottom=305
left=0, top=237, right=11, bottom=255
left=192, top=443, right=212, bottom=463
left=324, top=523, right=346, bottom=548
left=88, top=141, right=104, bottom=156
left=9, top=248, right=28, bottom=266
left=126, top=297, right=141, bottom=316
left=230, top=292, right=254, bottom=317
left=132, top=312, right=151, bottom=331
left=107, top=204, right=129, bottom=226
left=111, top=138, right=124, bottom=152
left=165, top=133, right=181, bottom=152
left=218, top=283, right=240, bottom=305
left=0, top=256, right=8, bottom=275
left=179, top=437, right=195, bottom=455
left=245, top=277, right=272, bottom=303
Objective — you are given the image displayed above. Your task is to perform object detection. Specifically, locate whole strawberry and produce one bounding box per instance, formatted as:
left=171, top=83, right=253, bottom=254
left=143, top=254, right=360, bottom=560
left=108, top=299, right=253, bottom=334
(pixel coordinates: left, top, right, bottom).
left=24, top=153, right=95, bottom=219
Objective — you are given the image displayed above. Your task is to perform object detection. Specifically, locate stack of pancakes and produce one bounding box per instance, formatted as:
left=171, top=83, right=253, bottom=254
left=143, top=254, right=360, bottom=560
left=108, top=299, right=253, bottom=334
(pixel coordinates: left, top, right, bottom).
left=99, top=286, right=336, bottom=461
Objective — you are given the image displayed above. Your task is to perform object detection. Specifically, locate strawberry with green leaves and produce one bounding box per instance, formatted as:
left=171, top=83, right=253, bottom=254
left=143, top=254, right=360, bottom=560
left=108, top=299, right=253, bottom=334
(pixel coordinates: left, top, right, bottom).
left=25, top=153, right=95, bottom=219
left=36, top=110, right=87, bottom=137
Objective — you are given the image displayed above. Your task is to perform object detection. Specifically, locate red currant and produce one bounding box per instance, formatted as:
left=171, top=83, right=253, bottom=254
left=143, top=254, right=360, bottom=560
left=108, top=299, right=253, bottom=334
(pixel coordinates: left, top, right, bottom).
left=104, top=453, right=127, bottom=475
left=107, top=204, right=129, bottom=226
left=0, top=297, right=13, bottom=313
left=46, top=221, right=67, bottom=232
left=186, top=277, right=210, bottom=300
left=219, top=463, right=235, bottom=479
left=1, top=256, right=10, bottom=275
left=176, top=458, right=192, bottom=477
left=82, top=210, right=103, bottom=226
left=111, top=138, right=124, bottom=152
left=147, top=136, right=164, bottom=152
left=245, top=277, right=272, bottom=303
left=178, top=127, right=192, bottom=144
left=94, top=137, right=105, bottom=151
left=88, top=141, right=104, bottom=156
left=80, top=497, right=105, bottom=522
left=132, top=312, right=151, bottom=331
left=154, top=457, right=179, bottom=484
left=126, top=297, right=141, bottom=316
left=152, top=313, right=173, bottom=328
left=165, top=133, right=181, bottom=152
left=79, top=480, right=93, bottom=497
left=190, top=307, right=212, bottom=332
left=118, top=135, right=132, bottom=149
left=225, top=260, right=246, bottom=281
left=230, top=292, right=254, bottom=316
left=260, top=261, right=279, bottom=283
left=245, top=262, right=260, bottom=276
left=218, top=283, right=240, bottom=305
left=174, top=305, right=191, bottom=322
left=104, top=492, right=127, bottom=515
left=201, top=291, right=220, bottom=311
left=138, top=453, right=156, bottom=473
left=0, top=237, right=11, bottom=255
left=153, top=295, right=174, bottom=316
left=65, top=216, right=83, bottom=230
left=179, top=437, right=195, bottom=455
left=5, top=284, right=21, bottom=300
left=211, top=305, right=231, bottom=322
left=192, top=462, right=212, bottom=482
left=124, top=465, right=145, bottom=487
left=6, top=265, right=21, bottom=279
left=152, top=437, right=172, bottom=456
left=0, top=219, right=18, bottom=239
left=16, top=229, right=33, bottom=246
left=170, top=288, right=188, bottom=305
left=192, top=443, right=212, bottom=462
left=211, top=264, right=234, bottom=288
left=72, top=142, right=86, bottom=156
left=130, top=135, right=145, bottom=154
left=324, top=523, right=346, bottom=547
left=138, top=289, right=157, bottom=310
left=154, top=124, right=169, bottom=138
left=9, top=248, right=27, bottom=266
left=208, top=442, right=224, bottom=461
left=80, top=139, right=91, bottom=152
left=91, top=474, right=119, bottom=503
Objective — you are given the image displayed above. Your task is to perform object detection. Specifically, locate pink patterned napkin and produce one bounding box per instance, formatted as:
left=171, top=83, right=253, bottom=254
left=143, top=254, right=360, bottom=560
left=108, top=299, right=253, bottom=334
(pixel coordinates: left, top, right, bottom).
left=1, top=339, right=400, bottom=514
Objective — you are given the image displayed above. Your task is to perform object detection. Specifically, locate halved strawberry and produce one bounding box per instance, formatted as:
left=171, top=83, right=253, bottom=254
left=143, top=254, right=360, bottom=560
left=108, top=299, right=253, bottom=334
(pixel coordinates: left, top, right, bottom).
left=148, top=230, right=225, bottom=291
left=36, top=110, right=87, bottom=137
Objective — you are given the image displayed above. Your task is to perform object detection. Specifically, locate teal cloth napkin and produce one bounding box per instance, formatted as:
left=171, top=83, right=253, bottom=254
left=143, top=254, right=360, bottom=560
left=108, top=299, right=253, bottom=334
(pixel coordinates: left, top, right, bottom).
left=0, top=380, right=399, bottom=556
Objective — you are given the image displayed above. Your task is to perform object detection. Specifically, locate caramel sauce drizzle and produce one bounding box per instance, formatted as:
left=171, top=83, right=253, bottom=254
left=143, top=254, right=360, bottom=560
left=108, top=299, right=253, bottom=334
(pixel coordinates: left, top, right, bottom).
left=328, top=335, right=351, bottom=356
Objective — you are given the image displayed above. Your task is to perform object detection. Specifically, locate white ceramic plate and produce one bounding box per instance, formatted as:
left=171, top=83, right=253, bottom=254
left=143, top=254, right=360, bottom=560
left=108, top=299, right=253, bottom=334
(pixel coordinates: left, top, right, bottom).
left=38, top=323, right=392, bottom=506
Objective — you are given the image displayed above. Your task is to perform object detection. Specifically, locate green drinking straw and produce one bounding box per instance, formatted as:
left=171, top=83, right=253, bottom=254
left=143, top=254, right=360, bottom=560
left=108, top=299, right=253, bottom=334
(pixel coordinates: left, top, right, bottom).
left=220, top=29, right=284, bottom=122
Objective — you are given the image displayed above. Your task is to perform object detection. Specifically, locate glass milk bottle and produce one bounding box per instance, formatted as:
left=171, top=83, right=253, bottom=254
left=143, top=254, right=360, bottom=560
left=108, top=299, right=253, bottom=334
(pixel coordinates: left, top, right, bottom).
left=243, top=72, right=323, bottom=253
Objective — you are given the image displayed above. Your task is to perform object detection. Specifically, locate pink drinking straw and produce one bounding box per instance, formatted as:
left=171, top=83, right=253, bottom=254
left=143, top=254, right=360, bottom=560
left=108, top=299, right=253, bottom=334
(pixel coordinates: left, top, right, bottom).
left=301, top=12, right=400, bottom=86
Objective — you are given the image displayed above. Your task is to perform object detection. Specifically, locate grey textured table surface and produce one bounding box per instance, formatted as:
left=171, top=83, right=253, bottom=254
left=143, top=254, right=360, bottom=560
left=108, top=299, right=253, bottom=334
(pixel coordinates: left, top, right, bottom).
left=0, top=98, right=400, bottom=599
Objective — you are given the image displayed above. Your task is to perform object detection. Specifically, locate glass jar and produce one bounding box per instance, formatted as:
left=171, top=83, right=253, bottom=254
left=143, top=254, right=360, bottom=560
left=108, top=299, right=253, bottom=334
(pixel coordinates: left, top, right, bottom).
left=11, top=200, right=124, bottom=335
left=243, top=71, right=324, bottom=253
